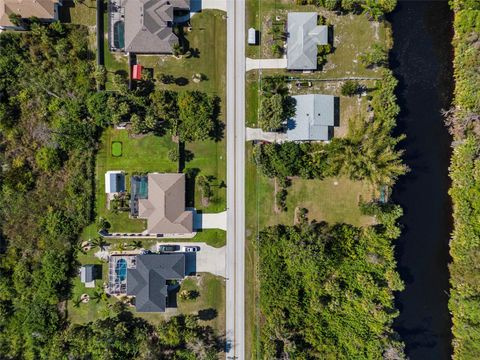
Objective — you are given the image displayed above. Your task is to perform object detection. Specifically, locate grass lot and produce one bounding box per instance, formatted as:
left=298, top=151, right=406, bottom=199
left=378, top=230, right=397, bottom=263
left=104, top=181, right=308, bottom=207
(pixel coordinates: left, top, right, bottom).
left=185, top=140, right=226, bottom=213
left=81, top=128, right=227, bottom=247
left=67, top=249, right=113, bottom=324
left=137, top=10, right=226, bottom=98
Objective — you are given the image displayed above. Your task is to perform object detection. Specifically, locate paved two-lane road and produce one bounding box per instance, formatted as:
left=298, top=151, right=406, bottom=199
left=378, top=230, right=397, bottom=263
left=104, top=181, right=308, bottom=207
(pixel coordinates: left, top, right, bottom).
left=225, top=0, right=246, bottom=358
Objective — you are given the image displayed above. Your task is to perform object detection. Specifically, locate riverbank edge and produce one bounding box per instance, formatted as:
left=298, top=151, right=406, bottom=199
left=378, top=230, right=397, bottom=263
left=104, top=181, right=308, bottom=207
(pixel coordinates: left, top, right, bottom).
left=447, top=1, right=480, bottom=359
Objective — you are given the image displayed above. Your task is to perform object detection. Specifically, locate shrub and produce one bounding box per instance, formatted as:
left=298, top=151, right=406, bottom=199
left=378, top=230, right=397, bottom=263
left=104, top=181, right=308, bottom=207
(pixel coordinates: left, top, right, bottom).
left=341, top=80, right=360, bottom=96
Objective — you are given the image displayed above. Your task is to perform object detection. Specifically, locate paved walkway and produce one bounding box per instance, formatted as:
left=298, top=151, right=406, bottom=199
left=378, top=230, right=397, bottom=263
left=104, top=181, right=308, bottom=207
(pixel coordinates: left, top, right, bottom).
left=194, top=211, right=227, bottom=231
left=246, top=57, right=288, bottom=72
left=246, top=127, right=288, bottom=142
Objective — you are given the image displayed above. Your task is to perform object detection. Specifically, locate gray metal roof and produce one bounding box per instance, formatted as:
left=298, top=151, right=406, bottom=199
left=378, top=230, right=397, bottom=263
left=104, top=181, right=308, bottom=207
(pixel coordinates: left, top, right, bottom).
left=287, top=12, right=328, bottom=70
left=80, top=265, right=95, bottom=283
left=126, top=254, right=185, bottom=312
left=109, top=173, right=125, bottom=193
left=124, top=0, right=190, bottom=54
left=287, top=94, right=335, bottom=141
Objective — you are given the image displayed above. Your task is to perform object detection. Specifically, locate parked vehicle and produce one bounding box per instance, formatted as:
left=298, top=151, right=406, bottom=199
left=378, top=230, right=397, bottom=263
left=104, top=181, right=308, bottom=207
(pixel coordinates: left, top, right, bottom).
left=158, top=244, right=179, bottom=252
left=183, top=246, right=199, bottom=252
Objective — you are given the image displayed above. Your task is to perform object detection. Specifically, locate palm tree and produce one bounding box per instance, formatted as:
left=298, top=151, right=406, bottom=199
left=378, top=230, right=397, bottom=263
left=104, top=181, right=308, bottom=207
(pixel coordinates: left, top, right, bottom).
left=129, top=240, right=143, bottom=250
left=90, top=237, right=108, bottom=251
left=74, top=242, right=87, bottom=255
left=338, top=117, right=408, bottom=187
left=72, top=296, right=82, bottom=308
left=91, top=288, right=104, bottom=304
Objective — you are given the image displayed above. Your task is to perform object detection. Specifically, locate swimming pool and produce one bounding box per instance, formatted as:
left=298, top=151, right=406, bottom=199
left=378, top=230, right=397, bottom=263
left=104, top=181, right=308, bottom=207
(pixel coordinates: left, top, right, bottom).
left=113, top=21, right=125, bottom=49
left=115, top=258, right=127, bottom=281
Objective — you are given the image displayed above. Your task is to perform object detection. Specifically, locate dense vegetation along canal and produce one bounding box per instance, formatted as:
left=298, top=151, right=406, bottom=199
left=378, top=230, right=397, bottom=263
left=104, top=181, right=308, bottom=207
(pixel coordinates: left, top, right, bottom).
left=389, top=1, right=453, bottom=359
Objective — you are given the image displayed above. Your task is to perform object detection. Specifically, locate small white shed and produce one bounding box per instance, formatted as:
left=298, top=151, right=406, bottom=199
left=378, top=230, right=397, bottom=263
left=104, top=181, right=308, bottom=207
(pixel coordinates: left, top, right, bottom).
left=248, top=28, right=257, bottom=45
left=105, top=170, right=125, bottom=194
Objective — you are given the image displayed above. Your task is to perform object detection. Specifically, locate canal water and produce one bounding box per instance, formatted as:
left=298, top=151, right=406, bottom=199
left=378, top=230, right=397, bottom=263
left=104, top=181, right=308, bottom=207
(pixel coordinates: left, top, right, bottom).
left=389, top=1, right=453, bottom=359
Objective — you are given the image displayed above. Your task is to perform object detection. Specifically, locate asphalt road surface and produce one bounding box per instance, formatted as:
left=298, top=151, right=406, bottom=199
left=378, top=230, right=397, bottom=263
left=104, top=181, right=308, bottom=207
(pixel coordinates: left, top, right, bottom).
left=225, top=0, right=246, bottom=358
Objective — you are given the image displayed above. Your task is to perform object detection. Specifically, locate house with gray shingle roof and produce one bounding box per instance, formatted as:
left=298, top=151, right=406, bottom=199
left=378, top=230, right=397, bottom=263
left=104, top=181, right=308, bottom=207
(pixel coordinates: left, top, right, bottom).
left=120, top=0, right=189, bottom=54
left=127, top=254, right=185, bottom=312
left=287, top=12, right=329, bottom=70
left=287, top=94, right=337, bottom=141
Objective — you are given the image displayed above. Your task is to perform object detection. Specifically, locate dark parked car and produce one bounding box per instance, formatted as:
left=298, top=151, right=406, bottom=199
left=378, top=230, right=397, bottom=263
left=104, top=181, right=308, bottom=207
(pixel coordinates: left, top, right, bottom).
left=158, top=244, right=179, bottom=252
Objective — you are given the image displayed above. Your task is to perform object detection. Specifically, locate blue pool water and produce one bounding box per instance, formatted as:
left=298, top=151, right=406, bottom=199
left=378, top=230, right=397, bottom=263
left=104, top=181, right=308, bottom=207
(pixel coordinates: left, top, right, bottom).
left=115, top=258, right=127, bottom=281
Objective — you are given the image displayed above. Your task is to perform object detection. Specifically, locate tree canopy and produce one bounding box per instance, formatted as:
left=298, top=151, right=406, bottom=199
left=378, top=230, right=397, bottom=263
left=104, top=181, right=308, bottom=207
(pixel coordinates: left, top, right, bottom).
left=257, top=204, right=405, bottom=358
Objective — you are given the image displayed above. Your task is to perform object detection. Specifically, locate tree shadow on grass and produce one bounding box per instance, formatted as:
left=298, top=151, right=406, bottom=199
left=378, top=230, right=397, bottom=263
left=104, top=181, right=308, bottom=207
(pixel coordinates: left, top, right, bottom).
left=184, top=167, right=200, bottom=208
left=210, top=96, right=225, bottom=142
left=198, top=308, right=218, bottom=321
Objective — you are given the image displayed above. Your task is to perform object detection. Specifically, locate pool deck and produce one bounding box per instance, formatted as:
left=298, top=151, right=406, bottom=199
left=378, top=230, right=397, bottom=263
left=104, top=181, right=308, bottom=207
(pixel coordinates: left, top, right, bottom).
left=108, top=0, right=125, bottom=51
left=107, top=253, right=137, bottom=294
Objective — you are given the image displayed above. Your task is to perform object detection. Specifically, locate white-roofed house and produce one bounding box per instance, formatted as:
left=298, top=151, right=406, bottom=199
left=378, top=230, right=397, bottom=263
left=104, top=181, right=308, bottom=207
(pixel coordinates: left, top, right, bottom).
left=287, top=12, right=329, bottom=70
left=286, top=94, right=338, bottom=142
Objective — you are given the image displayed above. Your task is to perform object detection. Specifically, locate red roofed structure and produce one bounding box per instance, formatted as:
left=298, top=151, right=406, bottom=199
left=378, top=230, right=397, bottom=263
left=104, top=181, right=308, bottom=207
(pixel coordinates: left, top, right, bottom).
left=132, top=64, right=142, bottom=80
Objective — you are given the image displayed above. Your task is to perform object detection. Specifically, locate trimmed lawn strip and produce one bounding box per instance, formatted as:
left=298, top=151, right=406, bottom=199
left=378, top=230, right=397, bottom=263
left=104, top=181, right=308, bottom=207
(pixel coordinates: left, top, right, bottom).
left=158, top=229, right=226, bottom=248
left=246, top=72, right=260, bottom=127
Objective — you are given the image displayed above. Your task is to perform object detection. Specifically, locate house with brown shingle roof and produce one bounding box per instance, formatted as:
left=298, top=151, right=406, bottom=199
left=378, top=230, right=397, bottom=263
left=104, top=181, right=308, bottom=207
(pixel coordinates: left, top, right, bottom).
left=0, top=0, right=61, bottom=29
left=138, top=173, right=193, bottom=234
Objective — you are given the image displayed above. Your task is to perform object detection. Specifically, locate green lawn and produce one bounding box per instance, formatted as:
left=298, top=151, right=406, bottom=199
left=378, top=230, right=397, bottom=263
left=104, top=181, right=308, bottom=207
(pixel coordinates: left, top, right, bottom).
left=246, top=72, right=260, bottom=128
left=67, top=249, right=114, bottom=324
left=137, top=10, right=228, bottom=214
left=185, top=140, right=226, bottom=213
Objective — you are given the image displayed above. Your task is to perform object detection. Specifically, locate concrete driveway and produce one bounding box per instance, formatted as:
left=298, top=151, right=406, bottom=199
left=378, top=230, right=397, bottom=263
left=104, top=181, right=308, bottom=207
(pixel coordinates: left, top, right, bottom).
left=194, top=211, right=227, bottom=231
left=155, top=242, right=226, bottom=277
left=190, top=0, right=227, bottom=12
left=246, top=57, right=288, bottom=72
left=246, top=127, right=288, bottom=142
